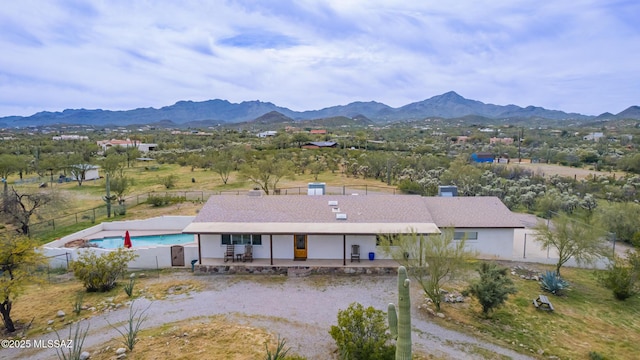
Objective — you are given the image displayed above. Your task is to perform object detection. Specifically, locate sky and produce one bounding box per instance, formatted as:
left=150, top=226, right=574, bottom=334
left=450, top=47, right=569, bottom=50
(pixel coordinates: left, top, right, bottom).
left=1, top=0, right=638, bottom=118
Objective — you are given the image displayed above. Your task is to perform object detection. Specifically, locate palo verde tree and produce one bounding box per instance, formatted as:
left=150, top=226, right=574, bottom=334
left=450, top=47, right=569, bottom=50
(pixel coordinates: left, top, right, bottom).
left=240, top=154, right=294, bottom=195
left=0, top=234, right=46, bottom=332
left=71, top=248, right=138, bottom=292
left=378, top=229, right=476, bottom=311
left=1, top=187, right=56, bottom=236
left=534, top=213, right=609, bottom=276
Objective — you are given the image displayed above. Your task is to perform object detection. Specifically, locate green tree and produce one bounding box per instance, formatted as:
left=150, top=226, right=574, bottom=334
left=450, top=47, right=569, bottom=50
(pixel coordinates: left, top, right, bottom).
left=209, top=153, right=233, bottom=185
left=71, top=248, right=138, bottom=292
left=101, top=153, right=127, bottom=178
left=597, top=202, right=640, bottom=244
left=466, top=262, right=517, bottom=316
left=600, top=249, right=640, bottom=301
left=533, top=213, right=609, bottom=276
left=110, top=176, right=132, bottom=204
left=292, top=132, right=310, bottom=148
left=0, top=234, right=46, bottom=332
left=329, top=302, right=395, bottom=360
left=240, top=156, right=293, bottom=195
left=379, top=229, right=475, bottom=311
left=66, top=154, right=95, bottom=186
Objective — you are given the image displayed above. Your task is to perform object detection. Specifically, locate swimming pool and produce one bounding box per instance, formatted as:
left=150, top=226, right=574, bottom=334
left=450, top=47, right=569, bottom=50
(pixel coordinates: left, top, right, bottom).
left=89, top=233, right=196, bottom=249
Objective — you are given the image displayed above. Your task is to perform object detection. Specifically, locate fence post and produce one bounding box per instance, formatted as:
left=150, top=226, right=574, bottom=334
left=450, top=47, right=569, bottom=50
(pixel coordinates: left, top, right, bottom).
left=75, top=213, right=78, bottom=224
left=52, top=219, right=55, bottom=230
left=93, top=208, right=96, bottom=220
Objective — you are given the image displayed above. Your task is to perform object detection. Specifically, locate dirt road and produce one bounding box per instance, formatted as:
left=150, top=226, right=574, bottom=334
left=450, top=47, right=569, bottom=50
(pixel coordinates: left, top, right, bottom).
left=4, top=274, right=534, bottom=360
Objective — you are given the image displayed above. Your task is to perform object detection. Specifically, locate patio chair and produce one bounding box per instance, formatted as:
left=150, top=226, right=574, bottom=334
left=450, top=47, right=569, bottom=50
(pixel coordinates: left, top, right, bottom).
left=224, top=244, right=234, bottom=262
left=350, top=244, right=360, bottom=262
left=244, top=244, right=253, bottom=262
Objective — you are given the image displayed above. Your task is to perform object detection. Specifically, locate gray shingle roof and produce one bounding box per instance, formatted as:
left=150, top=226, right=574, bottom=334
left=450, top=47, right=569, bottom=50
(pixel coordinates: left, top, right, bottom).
left=187, top=194, right=523, bottom=234
left=193, top=194, right=433, bottom=224
left=424, top=196, right=524, bottom=228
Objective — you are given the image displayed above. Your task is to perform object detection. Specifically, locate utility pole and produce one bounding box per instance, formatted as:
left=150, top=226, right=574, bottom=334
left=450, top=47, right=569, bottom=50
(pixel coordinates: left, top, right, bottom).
left=518, top=128, right=524, bottom=163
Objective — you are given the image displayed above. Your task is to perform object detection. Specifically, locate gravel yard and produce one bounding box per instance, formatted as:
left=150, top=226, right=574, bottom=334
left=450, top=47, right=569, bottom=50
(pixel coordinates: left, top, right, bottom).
left=5, top=273, right=534, bottom=360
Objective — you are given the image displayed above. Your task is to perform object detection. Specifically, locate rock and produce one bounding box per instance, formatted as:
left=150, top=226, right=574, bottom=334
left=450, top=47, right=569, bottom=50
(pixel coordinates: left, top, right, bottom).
left=129, top=273, right=136, bottom=278
left=47, top=320, right=54, bottom=325
left=79, top=351, right=91, bottom=360
left=116, top=354, right=127, bottom=359
left=57, top=310, right=65, bottom=317
left=116, top=347, right=127, bottom=355
left=436, top=312, right=445, bottom=318
left=46, top=327, right=52, bottom=331
left=456, top=296, right=464, bottom=302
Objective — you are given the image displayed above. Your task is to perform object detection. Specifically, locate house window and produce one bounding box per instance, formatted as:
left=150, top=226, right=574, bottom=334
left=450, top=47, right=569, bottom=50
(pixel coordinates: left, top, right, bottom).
left=454, top=231, right=478, bottom=240
left=376, top=234, right=399, bottom=246
left=221, top=234, right=262, bottom=245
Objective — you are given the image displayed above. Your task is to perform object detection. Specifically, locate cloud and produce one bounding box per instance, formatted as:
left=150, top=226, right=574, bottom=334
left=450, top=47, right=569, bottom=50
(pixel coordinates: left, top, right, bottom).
left=0, top=1, right=638, bottom=117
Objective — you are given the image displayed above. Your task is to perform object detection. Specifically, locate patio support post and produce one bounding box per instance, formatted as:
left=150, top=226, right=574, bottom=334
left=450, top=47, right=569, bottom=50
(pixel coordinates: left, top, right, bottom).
left=270, top=234, right=273, bottom=265
left=343, top=235, right=346, bottom=266
left=197, top=234, right=202, bottom=265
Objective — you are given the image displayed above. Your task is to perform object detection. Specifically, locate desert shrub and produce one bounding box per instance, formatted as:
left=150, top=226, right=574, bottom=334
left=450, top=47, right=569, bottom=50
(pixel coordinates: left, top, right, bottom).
left=71, top=248, right=138, bottom=292
left=540, top=271, right=569, bottom=295
left=600, top=250, right=640, bottom=300
left=466, top=262, right=517, bottom=316
left=161, top=174, right=177, bottom=189
left=329, top=302, right=395, bottom=360
left=147, top=194, right=187, bottom=207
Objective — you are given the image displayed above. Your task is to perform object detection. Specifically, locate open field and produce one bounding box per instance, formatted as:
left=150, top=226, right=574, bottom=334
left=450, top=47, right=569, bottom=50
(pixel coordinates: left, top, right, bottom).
left=508, top=161, right=628, bottom=180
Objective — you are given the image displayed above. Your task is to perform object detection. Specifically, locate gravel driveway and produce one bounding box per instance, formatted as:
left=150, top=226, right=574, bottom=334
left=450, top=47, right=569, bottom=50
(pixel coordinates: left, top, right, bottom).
left=4, top=274, right=534, bottom=360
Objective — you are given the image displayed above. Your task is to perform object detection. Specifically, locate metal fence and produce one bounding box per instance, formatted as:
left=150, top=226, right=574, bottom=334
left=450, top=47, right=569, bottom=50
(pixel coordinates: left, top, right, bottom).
left=6, top=185, right=400, bottom=239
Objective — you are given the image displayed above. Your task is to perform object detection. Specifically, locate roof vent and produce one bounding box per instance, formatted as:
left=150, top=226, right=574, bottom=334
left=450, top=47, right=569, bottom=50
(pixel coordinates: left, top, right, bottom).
left=328, top=200, right=338, bottom=206
left=331, top=207, right=341, bottom=213
left=247, top=189, right=263, bottom=197
left=336, top=213, right=347, bottom=220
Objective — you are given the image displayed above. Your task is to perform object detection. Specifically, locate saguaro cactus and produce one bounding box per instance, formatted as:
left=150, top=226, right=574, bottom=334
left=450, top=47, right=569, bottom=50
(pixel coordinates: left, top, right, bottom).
left=389, top=265, right=412, bottom=359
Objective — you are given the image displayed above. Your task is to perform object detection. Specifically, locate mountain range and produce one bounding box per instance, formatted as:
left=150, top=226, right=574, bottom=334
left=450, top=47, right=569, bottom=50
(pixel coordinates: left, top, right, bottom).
left=1, top=91, right=638, bottom=128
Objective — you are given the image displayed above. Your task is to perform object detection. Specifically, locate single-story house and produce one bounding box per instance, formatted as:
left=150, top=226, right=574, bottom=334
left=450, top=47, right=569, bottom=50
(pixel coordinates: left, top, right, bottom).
left=97, top=139, right=158, bottom=152
left=70, top=164, right=100, bottom=181
left=182, top=193, right=524, bottom=266
left=301, top=141, right=337, bottom=149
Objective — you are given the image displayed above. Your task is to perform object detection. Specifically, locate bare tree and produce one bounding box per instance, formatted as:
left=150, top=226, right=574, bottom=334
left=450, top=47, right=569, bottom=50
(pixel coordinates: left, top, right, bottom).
left=1, top=187, right=55, bottom=236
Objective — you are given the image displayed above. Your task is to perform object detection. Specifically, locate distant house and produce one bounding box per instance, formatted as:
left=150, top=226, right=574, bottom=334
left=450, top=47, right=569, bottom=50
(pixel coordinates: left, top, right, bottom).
left=52, top=135, right=89, bottom=141
left=489, top=137, right=514, bottom=145
left=471, top=152, right=494, bottom=163
left=257, top=131, right=277, bottom=138
left=301, top=141, right=337, bottom=149
left=583, top=132, right=605, bottom=141
left=70, top=164, right=100, bottom=181
left=97, top=139, right=158, bottom=152
left=454, top=136, right=469, bottom=144
left=309, top=129, right=327, bottom=135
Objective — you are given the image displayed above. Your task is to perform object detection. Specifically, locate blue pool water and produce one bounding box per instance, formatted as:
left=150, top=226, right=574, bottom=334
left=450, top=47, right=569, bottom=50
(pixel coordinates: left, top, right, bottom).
left=89, top=233, right=195, bottom=249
